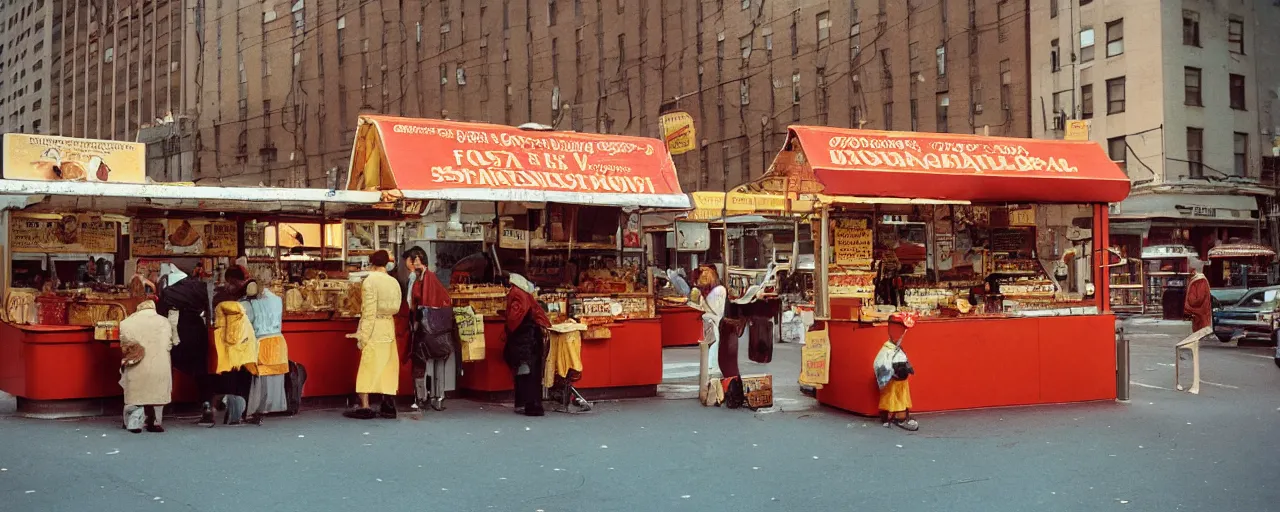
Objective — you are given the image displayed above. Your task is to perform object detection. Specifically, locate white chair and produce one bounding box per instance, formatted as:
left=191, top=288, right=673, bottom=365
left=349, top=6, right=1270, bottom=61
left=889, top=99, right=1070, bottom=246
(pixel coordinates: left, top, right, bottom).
left=1174, top=327, right=1211, bottom=394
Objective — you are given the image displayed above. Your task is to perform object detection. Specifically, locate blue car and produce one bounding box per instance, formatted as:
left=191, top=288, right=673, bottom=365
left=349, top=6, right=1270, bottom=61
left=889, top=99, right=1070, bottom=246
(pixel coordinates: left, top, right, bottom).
left=1211, top=286, right=1280, bottom=367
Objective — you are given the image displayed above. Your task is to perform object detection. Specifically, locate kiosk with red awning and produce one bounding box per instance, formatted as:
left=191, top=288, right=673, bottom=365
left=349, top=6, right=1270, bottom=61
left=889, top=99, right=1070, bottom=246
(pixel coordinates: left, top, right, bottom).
left=346, top=116, right=690, bottom=401
left=745, top=127, right=1130, bottom=415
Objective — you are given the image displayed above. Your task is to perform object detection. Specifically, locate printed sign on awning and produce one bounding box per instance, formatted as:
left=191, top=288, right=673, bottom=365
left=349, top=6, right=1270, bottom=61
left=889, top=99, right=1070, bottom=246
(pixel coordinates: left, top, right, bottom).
left=775, top=127, right=1131, bottom=204
left=347, top=116, right=689, bottom=209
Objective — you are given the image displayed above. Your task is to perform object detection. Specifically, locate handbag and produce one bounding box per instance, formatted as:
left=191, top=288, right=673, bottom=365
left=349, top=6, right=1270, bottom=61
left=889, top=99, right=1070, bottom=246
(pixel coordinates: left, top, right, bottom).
left=415, top=306, right=456, bottom=360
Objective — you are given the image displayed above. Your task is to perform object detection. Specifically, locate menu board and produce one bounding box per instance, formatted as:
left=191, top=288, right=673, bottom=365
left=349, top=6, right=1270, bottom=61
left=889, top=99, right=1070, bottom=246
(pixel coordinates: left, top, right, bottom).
left=833, top=218, right=873, bottom=269
left=991, top=228, right=1031, bottom=253
left=10, top=214, right=118, bottom=253
left=828, top=271, right=875, bottom=299
left=132, top=219, right=237, bottom=257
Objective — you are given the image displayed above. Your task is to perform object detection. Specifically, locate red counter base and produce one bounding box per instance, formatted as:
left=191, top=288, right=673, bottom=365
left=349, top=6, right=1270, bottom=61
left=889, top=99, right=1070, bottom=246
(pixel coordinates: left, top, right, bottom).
left=459, top=318, right=662, bottom=402
left=660, top=307, right=703, bottom=347
left=816, top=315, right=1117, bottom=416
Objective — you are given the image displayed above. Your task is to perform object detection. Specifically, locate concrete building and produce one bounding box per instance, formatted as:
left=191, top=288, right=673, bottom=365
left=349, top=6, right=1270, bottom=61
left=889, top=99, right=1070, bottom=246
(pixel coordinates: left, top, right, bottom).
left=194, top=0, right=1030, bottom=191
left=1, top=0, right=54, bottom=134
left=1030, top=0, right=1273, bottom=255
left=1, top=0, right=200, bottom=181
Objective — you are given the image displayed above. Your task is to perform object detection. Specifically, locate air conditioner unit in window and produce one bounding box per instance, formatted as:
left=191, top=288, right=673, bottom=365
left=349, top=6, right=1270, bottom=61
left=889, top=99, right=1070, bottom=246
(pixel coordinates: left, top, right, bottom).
left=974, top=103, right=984, bottom=114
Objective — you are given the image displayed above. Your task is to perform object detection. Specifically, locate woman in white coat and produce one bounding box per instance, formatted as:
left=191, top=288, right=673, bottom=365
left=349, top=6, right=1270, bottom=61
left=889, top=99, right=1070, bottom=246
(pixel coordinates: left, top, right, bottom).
left=691, top=265, right=726, bottom=403
left=119, top=300, right=178, bottom=433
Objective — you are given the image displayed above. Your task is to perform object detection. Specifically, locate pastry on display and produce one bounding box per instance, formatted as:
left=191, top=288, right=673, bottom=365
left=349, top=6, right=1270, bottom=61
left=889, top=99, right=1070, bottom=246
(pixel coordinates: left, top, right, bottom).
left=168, top=220, right=201, bottom=247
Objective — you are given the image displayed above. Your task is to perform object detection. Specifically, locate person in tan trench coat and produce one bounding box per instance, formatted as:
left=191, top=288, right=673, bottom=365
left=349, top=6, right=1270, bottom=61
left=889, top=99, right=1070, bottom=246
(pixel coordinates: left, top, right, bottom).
left=119, top=300, right=178, bottom=433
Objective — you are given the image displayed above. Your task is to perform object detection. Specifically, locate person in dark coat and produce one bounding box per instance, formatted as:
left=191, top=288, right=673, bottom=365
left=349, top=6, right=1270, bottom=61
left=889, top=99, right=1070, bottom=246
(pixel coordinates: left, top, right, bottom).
left=503, top=273, right=550, bottom=417
left=155, top=263, right=215, bottom=425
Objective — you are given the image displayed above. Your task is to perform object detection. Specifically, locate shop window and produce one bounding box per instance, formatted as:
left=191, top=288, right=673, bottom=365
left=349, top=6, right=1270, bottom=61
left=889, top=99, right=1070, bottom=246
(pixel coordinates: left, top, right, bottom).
left=1184, top=67, right=1201, bottom=106
left=1229, top=74, right=1246, bottom=110
left=1106, top=77, right=1124, bottom=114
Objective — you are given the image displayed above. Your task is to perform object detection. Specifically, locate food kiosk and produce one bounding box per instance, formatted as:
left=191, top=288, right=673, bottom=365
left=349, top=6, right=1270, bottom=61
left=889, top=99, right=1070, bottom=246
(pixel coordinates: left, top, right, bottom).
left=0, top=134, right=428, bottom=415
left=344, top=116, right=690, bottom=400
left=740, top=126, right=1130, bottom=415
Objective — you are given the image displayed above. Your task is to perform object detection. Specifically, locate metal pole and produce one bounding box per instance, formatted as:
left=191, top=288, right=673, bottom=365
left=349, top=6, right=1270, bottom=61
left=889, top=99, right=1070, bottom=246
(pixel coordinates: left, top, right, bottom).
left=1116, top=326, right=1130, bottom=402
left=817, top=205, right=831, bottom=319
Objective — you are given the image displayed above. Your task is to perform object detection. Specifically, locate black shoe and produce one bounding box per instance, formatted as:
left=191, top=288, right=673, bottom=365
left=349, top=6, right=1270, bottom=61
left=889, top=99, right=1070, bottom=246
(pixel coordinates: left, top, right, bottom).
left=430, top=397, right=446, bottom=411
left=524, top=406, right=545, bottom=417
left=343, top=408, right=376, bottom=420
left=247, top=414, right=264, bottom=426
left=145, top=424, right=165, bottom=433
left=514, top=406, right=526, bottom=415
left=379, top=408, right=398, bottom=419
left=128, top=428, right=142, bottom=434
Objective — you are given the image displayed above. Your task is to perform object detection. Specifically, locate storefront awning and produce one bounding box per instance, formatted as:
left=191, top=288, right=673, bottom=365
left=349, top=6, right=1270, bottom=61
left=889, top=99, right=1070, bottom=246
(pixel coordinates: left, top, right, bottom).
left=0, top=179, right=384, bottom=213
left=346, top=116, right=690, bottom=209
left=1207, top=243, right=1276, bottom=259
left=1110, top=193, right=1259, bottom=224
left=761, top=126, right=1131, bottom=204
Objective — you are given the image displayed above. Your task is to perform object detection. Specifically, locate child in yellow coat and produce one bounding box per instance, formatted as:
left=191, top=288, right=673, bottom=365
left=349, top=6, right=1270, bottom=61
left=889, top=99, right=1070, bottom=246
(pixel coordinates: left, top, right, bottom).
left=874, top=312, right=918, bottom=432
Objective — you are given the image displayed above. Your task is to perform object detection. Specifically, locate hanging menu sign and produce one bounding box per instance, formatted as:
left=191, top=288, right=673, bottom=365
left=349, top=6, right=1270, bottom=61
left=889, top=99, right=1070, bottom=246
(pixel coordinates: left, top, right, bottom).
left=132, top=219, right=237, bottom=257
left=833, top=218, right=873, bottom=269
left=991, top=228, right=1031, bottom=253
left=10, top=214, right=118, bottom=253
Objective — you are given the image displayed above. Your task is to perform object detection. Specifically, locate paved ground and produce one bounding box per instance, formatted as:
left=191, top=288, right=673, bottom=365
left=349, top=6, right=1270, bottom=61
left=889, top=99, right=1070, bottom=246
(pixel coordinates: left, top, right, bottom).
left=1, top=319, right=1277, bottom=512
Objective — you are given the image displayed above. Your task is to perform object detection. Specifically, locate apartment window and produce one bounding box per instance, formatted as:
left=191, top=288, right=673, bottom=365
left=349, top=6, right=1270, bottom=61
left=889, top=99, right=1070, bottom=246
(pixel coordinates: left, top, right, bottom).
left=817, top=68, right=829, bottom=124
left=1228, top=18, right=1244, bottom=54
left=740, top=81, right=749, bottom=105
left=1230, top=74, right=1246, bottom=110
left=817, top=11, right=831, bottom=45
left=997, top=1, right=1009, bottom=42
left=1234, top=133, right=1248, bottom=176
left=883, top=101, right=893, bottom=130
left=1080, top=0, right=1092, bottom=4
left=740, top=34, right=752, bottom=60
left=31, top=78, right=38, bottom=91
left=742, top=0, right=750, bottom=9
left=1184, top=67, right=1201, bottom=106
left=849, top=23, right=860, bottom=60
left=936, top=45, right=946, bottom=76
left=936, top=95, right=949, bottom=133
left=104, top=47, right=113, bottom=63
left=1052, top=92, right=1066, bottom=127
left=456, top=66, right=466, bottom=85
left=1105, top=19, right=1123, bottom=57
left=1079, top=28, right=1095, bottom=62
left=1050, top=0, right=1057, bottom=18
left=1182, top=11, right=1199, bottom=47
left=618, top=34, right=626, bottom=71
left=1186, top=128, right=1204, bottom=178
left=910, top=99, right=918, bottom=131
left=439, top=0, right=449, bottom=19
left=1077, top=84, right=1090, bottom=118
left=1107, top=137, right=1126, bottom=164
left=551, top=38, right=559, bottom=83
left=1106, top=77, right=1125, bottom=114
left=790, top=12, right=798, bottom=57
left=1050, top=39, right=1059, bottom=72
left=547, top=0, right=556, bottom=25
left=791, top=71, right=801, bottom=105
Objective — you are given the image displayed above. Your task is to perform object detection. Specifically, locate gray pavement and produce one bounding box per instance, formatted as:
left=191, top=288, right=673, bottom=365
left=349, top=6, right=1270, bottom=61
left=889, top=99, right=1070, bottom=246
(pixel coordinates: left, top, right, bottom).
left=1, top=319, right=1277, bottom=512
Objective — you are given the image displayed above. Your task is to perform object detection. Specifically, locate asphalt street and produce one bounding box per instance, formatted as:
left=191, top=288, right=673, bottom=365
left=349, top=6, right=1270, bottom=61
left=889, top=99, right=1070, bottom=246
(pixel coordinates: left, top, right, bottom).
left=0, top=318, right=1276, bottom=512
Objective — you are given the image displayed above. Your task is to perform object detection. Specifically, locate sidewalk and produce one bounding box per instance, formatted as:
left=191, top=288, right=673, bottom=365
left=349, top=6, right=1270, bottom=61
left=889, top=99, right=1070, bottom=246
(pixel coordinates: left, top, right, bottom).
left=658, top=340, right=818, bottom=413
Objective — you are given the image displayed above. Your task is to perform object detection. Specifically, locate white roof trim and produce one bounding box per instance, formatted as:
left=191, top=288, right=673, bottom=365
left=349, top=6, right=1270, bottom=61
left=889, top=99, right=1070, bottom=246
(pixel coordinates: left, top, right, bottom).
left=398, top=187, right=692, bottom=209
left=0, top=180, right=384, bottom=204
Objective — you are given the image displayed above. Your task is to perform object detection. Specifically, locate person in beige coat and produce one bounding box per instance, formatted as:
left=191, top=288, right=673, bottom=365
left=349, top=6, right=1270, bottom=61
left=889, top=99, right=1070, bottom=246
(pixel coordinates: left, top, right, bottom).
left=119, top=300, right=178, bottom=433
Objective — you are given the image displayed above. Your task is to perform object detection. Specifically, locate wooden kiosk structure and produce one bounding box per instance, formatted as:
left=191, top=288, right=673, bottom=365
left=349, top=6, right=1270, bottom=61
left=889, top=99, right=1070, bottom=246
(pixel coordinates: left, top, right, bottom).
left=345, top=116, right=689, bottom=399
left=739, top=126, right=1131, bottom=414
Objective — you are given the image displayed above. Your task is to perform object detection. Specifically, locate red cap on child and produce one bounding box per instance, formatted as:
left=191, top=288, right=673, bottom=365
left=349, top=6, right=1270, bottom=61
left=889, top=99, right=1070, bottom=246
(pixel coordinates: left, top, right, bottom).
left=888, top=311, right=917, bottom=328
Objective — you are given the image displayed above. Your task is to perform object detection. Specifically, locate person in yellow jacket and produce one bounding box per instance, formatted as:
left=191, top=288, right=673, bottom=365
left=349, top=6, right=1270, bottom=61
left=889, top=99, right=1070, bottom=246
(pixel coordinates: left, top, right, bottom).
left=345, top=250, right=403, bottom=420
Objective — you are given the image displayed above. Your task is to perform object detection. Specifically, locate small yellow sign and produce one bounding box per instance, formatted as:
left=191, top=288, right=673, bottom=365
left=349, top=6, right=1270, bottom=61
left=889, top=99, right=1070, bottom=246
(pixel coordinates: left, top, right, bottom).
left=1065, top=120, right=1090, bottom=141
left=658, top=111, right=697, bottom=156
left=799, top=328, right=831, bottom=387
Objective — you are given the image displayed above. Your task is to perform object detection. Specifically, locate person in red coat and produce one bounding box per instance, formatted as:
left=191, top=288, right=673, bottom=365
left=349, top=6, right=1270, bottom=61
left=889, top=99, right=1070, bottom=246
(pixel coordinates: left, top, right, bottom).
left=1184, top=258, right=1212, bottom=333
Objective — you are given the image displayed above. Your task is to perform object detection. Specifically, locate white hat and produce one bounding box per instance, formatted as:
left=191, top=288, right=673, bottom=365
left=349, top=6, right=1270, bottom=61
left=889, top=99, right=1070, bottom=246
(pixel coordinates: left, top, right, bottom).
left=509, top=273, right=536, bottom=295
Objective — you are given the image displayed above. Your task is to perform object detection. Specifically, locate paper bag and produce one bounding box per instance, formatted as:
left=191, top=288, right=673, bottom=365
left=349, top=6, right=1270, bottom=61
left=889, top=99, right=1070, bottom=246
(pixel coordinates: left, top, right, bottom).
left=453, top=306, right=486, bottom=362
left=798, top=328, right=831, bottom=388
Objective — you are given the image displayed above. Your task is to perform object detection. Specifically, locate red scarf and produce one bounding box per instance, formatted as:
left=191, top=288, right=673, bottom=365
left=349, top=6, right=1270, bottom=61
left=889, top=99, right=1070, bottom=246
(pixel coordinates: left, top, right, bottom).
left=505, top=286, right=550, bottom=334
left=414, top=270, right=452, bottom=308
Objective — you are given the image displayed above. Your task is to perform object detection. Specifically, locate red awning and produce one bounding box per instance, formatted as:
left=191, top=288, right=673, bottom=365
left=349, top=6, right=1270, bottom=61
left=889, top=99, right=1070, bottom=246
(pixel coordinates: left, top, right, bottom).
left=346, top=116, right=689, bottom=208
left=779, top=126, right=1131, bottom=203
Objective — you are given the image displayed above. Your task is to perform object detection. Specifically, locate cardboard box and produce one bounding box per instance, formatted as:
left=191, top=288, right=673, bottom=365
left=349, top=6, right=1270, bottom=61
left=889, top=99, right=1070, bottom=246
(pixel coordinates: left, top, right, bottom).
left=740, top=374, right=773, bottom=409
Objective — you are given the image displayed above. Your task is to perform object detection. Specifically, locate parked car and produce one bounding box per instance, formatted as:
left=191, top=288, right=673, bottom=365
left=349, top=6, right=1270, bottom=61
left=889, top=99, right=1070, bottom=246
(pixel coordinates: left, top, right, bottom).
left=1211, top=286, right=1280, bottom=344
